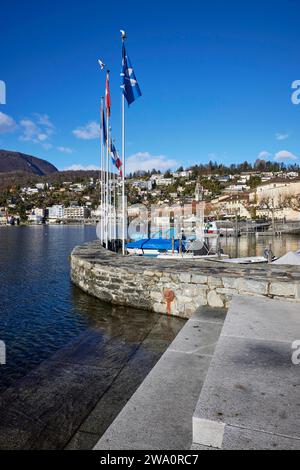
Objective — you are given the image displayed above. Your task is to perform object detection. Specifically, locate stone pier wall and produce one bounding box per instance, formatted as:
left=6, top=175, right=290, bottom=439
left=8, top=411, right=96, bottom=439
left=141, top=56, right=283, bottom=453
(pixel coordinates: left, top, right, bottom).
left=71, top=241, right=300, bottom=319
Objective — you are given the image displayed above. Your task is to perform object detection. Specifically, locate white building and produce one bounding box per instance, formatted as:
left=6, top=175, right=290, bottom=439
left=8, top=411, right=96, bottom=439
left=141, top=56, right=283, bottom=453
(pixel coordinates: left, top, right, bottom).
left=0, top=210, right=7, bottom=225
left=64, top=206, right=90, bottom=219
left=48, top=205, right=65, bottom=220
left=35, top=183, right=46, bottom=190
left=156, top=178, right=174, bottom=187
left=224, top=184, right=249, bottom=193
left=150, top=174, right=163, bottom=181
left=132, top=180, right=153, bottom=191
left=24, top=187, right=39, bottom=195
left=28, top=208, right=45, bottom=224
left=249, top=179, right=300, bottom=207
left=173, top=170, right=192, bottom=179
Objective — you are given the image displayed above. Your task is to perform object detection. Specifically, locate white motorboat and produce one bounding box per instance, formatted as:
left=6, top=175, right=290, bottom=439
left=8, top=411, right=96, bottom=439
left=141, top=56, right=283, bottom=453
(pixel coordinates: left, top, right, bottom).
left=157, top=253, right=230, bottom=261
left=218, top=256, right=269, bottom=265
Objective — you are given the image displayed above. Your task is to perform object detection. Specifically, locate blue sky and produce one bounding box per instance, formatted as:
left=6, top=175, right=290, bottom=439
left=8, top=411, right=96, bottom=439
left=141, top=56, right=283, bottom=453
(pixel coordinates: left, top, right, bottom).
left=1, top=0, right=300, bottom=173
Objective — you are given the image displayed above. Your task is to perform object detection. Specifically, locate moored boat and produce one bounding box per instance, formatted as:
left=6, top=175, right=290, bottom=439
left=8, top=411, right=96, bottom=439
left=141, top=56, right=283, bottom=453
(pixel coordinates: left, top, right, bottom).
left=126, top=238, right=184, bottom=256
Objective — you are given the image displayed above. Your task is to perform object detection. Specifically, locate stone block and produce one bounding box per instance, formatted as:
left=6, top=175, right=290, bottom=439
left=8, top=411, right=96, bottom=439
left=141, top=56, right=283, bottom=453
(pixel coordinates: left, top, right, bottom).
left=295, top=284, right=300, bottom=300
left=169, top=320, right=223, bottom=356
left=191, top=274, right=208, bottom=285
left=194, top=296, right=208, bottom=307
left=222, top=295, right=300, bottom=343
left=222, top=277, right=237, bottom=289
left=269, top=282, right=296, bottom=298
left=208, top=276, right=223, bottom=289
left=216, top=288, right=238, bottom=296
left=150, top=291, right=163, bottom=302
left=235, top=278, right=268, bottom=296
left=95, top=351, right=213, bottom=450
left=144, top=270, right=162, bottom=278
left=194, top=334, right=300, bottom=440
left=207, top=291, right=224, bottom=308
left=222, top=425, right=300, bottom=450
left=179, top=273, right=191, bottom=283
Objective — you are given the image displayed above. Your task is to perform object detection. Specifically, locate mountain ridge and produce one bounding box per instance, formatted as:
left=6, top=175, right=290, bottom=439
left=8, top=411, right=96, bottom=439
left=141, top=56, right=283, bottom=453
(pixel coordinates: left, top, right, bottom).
left=0, top=150, right=58, bottom=176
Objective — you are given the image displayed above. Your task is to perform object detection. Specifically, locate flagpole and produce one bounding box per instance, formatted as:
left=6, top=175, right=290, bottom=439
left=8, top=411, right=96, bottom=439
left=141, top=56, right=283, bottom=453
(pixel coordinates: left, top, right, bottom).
left=121, top=33, right=126, bottom=255
left=109, top=127, right=112, bottom=245
left=112, top=142, right=117, bottom=246
left=122, top=91, right=126, bottom=255
left=106, top=104, right=109, bottom=249
left=120, top=29, right=141, bottom=254
left=100, top=97, right=104, bottom=245
left=113, top=167, right=117, bottom=246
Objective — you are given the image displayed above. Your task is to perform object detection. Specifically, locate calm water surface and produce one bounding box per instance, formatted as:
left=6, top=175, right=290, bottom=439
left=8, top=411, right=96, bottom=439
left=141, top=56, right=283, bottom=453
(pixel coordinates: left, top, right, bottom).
left=0, top=226, right=183, bottom=395
left=0, top=225, right=99, bottom=390
left=219, top=234, right=300, bottom=258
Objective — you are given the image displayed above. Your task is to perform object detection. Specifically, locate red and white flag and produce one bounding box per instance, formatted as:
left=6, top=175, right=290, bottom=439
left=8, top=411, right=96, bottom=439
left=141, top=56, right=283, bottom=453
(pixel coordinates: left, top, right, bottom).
left=105, top=71, right=111, bottom=118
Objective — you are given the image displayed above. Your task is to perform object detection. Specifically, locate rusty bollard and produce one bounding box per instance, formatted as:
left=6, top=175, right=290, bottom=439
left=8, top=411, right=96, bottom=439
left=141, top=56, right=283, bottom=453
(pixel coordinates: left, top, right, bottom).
left=163, top=289, right=175, bottom=316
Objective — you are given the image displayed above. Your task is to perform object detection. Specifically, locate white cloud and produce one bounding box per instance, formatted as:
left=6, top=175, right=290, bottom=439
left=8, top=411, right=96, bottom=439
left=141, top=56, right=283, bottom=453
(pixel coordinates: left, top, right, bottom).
left=42, top=143, right=53, bottom=151
left=275, top=133, right=289, bottom=141
left=19, top=115, right=55, bottom=143
left=72, top=122, right=100, bottom=140
left=20, top=119, right=39, bottom=142
left=0, top=112, right=17, bottom=134
left=57, top=146, right=73, bottom=154
left=35, top=114, right=54, bottom=132
left=126, top=152, right=178, bottom=174
left=63, top=164, right=100, bottom=171
left=274, top=150, right=297, bottom=162
left=38, top=133, right=49, bottom=142
left=257, top=151, right=272, bottom=160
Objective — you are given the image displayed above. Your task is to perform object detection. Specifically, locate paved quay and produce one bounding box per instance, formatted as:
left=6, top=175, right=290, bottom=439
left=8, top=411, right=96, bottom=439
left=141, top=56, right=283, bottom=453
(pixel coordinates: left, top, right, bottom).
left=71, top=241, right=300, bottom=318
left=193, top=296, right=300, bottom=450
left=0, top=307, right=184, bottom=450
left=94, top=307, right=226, bottom=450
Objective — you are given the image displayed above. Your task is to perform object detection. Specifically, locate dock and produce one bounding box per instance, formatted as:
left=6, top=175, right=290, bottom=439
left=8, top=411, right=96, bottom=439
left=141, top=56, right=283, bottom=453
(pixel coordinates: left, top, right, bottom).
left=94, top=296, right=300, bottom=450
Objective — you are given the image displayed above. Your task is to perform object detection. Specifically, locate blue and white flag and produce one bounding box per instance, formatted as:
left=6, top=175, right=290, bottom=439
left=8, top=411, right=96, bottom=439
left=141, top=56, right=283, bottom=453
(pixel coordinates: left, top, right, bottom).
left=121, top=43, right=142, bottom=105
left=100, top=100, right=107, bottom=146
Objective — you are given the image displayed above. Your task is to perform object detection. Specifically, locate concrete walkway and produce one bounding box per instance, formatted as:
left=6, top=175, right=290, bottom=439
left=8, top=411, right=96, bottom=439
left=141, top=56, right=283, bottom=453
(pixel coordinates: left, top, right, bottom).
left=193, top=296, right=300, bottom=450
left=94, top=307, right=226, bottom=450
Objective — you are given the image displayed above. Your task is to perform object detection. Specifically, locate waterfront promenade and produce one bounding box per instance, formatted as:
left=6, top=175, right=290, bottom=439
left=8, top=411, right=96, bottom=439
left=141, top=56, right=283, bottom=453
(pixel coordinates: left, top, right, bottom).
left=94, top=297, right=300, bottom=450
left=71, top=241, right=300, bottom=317
left=71, top=241, right=300, bottom=450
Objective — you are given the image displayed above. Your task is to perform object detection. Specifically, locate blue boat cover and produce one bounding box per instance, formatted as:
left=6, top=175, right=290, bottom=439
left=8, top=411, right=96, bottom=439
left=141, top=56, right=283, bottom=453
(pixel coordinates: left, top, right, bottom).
left=127, top=238, right=183, bottom=252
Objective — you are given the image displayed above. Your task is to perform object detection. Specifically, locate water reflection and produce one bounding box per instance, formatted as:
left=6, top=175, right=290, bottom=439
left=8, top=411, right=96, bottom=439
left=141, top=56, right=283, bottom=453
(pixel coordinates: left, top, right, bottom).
left=0, top=226, right=184, bottom=395
left=217, top=234, right=300, bottom=259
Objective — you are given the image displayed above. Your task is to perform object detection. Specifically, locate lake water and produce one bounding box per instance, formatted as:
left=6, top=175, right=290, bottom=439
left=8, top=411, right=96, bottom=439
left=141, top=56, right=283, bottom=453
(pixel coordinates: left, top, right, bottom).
left=218, top=234, right=300, bottom=259
left=0, top=226, right=186, bottom=388
left=1, top=226, right=298, bottom=449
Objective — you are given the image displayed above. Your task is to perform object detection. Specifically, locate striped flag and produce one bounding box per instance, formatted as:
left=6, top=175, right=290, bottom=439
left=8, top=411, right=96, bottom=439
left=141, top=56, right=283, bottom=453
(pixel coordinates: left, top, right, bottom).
left=105, top=71, right=111, bottom=117
left=111, top=142, right=123, bottom=175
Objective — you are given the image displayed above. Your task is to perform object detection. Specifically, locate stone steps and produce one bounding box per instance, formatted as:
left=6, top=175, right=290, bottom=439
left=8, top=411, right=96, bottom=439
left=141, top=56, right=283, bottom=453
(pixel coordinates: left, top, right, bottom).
left=94, top=307, right=226, bottom=450
left=192, top=295, right=300, bottom=450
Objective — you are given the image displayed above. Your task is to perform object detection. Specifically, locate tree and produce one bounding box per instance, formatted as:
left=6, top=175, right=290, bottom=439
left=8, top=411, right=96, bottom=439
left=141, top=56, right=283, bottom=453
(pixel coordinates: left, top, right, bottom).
left=249, top=175, right=262, bottom=189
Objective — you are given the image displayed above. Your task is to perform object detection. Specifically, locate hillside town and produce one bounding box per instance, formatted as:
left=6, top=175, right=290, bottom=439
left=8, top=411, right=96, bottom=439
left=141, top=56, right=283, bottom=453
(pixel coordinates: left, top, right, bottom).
left=0, top=161, right=300, bottom=226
